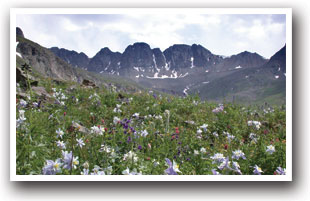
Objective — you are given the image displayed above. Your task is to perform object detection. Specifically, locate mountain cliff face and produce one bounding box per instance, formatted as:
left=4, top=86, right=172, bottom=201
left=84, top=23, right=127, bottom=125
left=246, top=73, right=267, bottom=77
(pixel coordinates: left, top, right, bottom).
left=87, top=47, right=122, bottom=74
left=16, top=27, right=286, bottom=104
left=50, top=47, right=90, bottom=70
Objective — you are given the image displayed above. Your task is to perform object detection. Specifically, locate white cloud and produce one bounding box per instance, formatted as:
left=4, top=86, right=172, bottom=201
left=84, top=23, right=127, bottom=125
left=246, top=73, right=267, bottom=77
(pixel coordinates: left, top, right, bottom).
left=16, top=14, right=286, bottom=58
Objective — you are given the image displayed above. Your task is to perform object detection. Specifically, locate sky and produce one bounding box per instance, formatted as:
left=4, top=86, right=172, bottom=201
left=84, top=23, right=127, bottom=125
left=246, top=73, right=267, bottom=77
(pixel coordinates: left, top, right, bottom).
left=16, top=14, right=286, bottom=59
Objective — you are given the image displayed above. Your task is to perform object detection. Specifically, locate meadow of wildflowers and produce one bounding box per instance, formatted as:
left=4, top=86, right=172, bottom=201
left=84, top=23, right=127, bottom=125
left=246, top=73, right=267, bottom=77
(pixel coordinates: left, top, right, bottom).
left=16, top=83, right=286, bottom=176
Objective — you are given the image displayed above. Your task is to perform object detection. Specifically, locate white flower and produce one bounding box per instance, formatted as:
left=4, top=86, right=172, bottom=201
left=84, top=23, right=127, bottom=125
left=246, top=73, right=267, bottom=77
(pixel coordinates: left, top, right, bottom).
left=90, top=125, right=104, bottom=135
left=122, top=167, right=142, bottom=175
left=266, top=145, right=275, bottom=154
left=123, top=151, right=138, bottom=163
left=232, top=150, right=246, bottom=160
left=113, top=117, right=120, bottom=124
left=72, top=156, right=79, bottom=169
left=42, top=159, right=62, bottom=175
left=140, top=130, right=148, bottom=137
left=76, top=138, right=85, bottom=148
left=56, top=140, right=66, bottom=149
left=248, top=120, right=262, bottom=130
left=91, top=165, right=105, bottom=175
left=194, top=150, right=199, bottom=156
left=197, top=129, right=202, bottom=135
left=200, top=147, right=206, bottom=154
left=200, top=124, right=208, bottom=132
left=253, top=165, right=263, bottom=175
left=19, top=99, right=27, bottom=107
left=56, top=128, right=64, bottom=139
left=133, top=113, right=139, bottom=118
left=210, top=153, right=226, bottom=164
left=113, top=107, right=122, bottom=113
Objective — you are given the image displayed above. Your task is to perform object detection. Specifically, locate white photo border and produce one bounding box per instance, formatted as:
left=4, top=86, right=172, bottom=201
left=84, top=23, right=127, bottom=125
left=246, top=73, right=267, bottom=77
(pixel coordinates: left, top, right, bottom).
left=10, top=8, right=292, bottom=181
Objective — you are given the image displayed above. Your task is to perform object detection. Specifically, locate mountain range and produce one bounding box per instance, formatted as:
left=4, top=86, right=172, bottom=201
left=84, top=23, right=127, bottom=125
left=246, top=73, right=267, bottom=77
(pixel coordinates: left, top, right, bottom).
left=16, top=27, right=286, bottom=105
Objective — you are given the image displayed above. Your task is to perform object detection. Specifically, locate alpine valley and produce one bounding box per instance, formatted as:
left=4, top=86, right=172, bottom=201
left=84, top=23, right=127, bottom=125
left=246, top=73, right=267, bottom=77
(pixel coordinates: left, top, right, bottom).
left=16, top=27, right=286, bottom=105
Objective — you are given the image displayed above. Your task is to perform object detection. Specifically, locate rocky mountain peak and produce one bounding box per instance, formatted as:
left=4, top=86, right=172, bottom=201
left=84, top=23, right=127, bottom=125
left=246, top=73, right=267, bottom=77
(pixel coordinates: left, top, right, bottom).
left=16, top=27, right=24, bottom=38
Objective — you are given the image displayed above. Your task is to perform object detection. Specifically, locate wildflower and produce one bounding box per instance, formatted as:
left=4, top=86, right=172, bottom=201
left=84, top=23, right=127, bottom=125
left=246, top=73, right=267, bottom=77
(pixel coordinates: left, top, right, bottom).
left=83, top=161, right=89, bottom=169
left=42, top=159, right=62, bottom=175
left=153, top=159, right=160, bottom=167
left=123, top=151, right=138, bottom=163
left=138, top=145, right=142, bottom=150
left=76, top=138, right=85, bottom=148
left=165, top=158, right=181, bottom=175
left=266, top=145, right=276, bottom=154
left=212, top=132, right=219, bottom=137
left=122, top=167, right=142, bottom=175
left=140, top=130, right=148, bottom=137
left=275, top=167, right=286, bottom=175
left=218, top=157, right=231, bottom=170
left=81, top=168, right=89, bottom=175
left=197, top=129, right=202, bottom=135
left=226, top=133, right=235, bottom=143
left=99, top=144, right=114, bottom=154
left=232, top=161, right=242, bottom=175
left=90, top=125, right=104, bottom=135
left=91, top=165, right=105, bottom=175
left=132, top=113, right=139, bottom=119
left=19, top=99, right=27, bottom=107
left=253, top=165, right=263, bottom=175
left=105, top=166, right=113, bottom=175
left=210, top=153, right=226, bottom=164
left=248, top=120, right=262, bottom=130
left=200, top=147, right=206, bottom=154
left=113, top=107, right=122, bottom=113
left=62, top=150, right=73, bottom=170
left=211, top=169, right=221, bottom=175
left=232, top=150, right=246, bottom=160
left=113, top=116, right=120, bottom=124
left=200, top=124, right=208, bottom=132
left=56, top=140, right=66, bottom=149
left=212, top=104, right=224, bottom=113
left=56, top=128, right=64, bottom=139
left=194, top=150, right=199, bottom=156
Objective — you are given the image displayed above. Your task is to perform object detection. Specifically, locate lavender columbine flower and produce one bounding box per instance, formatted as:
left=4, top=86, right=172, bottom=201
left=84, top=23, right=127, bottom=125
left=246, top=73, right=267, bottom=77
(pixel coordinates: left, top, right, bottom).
left=19, top=99, right=27, bottom=107
left=211, top=169, right=221, bottom=175
left=232, top=150, right=246, bottom=160
left=140, top=130, right=148, bottom=137
left=210, top=153, right=226, bottom=164
left=200, top=124, right=208, bottom=132
left=56, top=128, right=64, bottom=139
left=62, top=150, right=73, bottom=170
left=164, top=158, right=181, bottom=175
left=218, top=157, right=231, bottom=171
left=42, top=159, right=62, bottom=175
left=56, top=140, right=66, bottom=150
left=122, top=167, right=142, bottom=175
left=275, top=167, right=286, bottom=175
left=91, top=165, right=105, bottom=175
left=266, top=145, right=276, bottom=154
left=76, top=138, right=85, bottom=148
left=253, top=165, right=263, bottom=175
left=81, top=168, right=89, bottom=175
left=232, top=161, right=242, bottom=175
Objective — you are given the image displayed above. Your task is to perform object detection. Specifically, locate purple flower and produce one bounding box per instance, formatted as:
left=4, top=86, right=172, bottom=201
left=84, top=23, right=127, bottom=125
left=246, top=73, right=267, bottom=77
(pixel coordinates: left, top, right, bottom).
left=211, top=169, right=221, bottom=175
left=42, top=159, right=62, bottom=175
left=275, top=167, right=286, bottom=175
left=253, top=165, right=263, bottom=175
left=232, top=150, right=246, bottom=160
left=138, top=145, right=142, bottom=150
left=62, top=150, right=73, bottom=170
left=165, top=158, right=181, bottom=175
